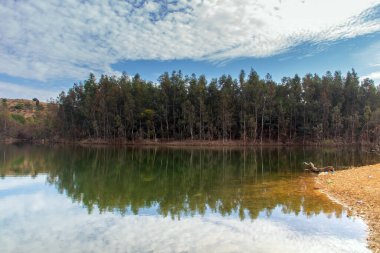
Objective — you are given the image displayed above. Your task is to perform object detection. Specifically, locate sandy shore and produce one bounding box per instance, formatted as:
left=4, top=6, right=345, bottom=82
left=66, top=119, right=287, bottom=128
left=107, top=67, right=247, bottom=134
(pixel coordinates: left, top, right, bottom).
left=315, top=164, right=380, bottom=252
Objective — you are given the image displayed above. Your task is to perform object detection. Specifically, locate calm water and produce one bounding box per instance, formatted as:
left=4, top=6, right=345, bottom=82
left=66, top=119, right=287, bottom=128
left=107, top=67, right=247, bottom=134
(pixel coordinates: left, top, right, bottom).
left=1, top=144, right=379, bottom=253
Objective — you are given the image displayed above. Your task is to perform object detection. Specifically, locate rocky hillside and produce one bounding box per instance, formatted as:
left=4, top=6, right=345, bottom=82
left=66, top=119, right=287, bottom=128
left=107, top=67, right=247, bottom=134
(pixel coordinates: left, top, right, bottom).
left=0, top=98, right=56, bottom=141
left=2, top=99, right=48, bottom=123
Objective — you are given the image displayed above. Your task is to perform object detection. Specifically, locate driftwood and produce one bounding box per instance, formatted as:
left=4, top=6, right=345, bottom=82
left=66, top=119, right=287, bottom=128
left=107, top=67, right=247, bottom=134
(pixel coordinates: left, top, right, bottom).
left=303, top=162, right=335, bottom=173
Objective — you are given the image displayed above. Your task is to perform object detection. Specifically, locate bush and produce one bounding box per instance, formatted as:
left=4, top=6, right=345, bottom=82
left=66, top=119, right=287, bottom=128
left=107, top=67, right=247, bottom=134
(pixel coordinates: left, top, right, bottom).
left=13, top=103, right=24, bottom=110
left=33, top=98, right=40, bottom=106
left=11, top=114, right=26, bottom=125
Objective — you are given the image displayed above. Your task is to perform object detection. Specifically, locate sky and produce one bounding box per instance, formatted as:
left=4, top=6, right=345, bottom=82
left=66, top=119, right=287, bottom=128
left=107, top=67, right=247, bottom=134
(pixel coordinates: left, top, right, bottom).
left=0, top=0, right=380, bottom=101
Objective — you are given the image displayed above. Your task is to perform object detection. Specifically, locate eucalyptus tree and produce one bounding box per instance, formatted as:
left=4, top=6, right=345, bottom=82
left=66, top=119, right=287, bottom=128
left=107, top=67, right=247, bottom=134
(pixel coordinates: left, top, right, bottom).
left=34, top=68, right=379, bottom=145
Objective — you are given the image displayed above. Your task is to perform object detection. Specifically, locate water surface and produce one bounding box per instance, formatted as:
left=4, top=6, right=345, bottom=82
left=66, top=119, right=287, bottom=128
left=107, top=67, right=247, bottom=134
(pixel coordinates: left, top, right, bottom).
left=1, top=144, right=378, bottom=253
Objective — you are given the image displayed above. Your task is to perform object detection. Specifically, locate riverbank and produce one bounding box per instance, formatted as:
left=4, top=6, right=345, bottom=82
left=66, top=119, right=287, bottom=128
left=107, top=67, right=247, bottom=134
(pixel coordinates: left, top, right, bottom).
left=315, top=164, right=380, bottom=252
left=1, top=137, right=378, bottom=148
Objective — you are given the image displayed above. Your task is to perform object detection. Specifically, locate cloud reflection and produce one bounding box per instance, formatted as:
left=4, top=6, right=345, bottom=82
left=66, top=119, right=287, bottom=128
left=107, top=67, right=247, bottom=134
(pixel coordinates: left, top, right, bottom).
left=0, top=176, right=370, bottom=253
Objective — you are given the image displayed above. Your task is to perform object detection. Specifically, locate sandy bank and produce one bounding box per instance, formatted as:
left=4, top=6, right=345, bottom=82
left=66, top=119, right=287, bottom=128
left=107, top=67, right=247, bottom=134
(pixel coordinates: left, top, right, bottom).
left=315, top=164, right=380, bottom=252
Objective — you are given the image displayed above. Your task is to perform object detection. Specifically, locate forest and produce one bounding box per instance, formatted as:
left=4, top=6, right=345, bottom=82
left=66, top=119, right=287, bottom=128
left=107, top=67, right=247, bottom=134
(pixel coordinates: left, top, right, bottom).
left=1, top=69, right=380, bottom=144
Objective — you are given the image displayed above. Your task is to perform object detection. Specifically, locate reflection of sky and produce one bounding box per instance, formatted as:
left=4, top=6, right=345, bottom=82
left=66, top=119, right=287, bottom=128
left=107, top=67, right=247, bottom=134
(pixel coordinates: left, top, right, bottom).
left=0, top=176, right=370, bottom=253
left=0, top=175, right=46, bottom=196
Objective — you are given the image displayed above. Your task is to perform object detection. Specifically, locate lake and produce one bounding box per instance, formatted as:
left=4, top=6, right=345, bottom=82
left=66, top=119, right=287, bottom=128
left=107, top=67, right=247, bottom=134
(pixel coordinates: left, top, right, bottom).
left=0, top=144, right=378, bottom=253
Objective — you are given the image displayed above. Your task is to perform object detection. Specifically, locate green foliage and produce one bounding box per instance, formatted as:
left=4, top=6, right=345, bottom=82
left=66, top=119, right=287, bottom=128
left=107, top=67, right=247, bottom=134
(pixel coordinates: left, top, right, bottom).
left=32, top=98, right=40, bottom=106
left=11, top=114, right=26, bottom=125
left=51, top=69, right=380, bottom=143
left=13, top=103, right=24, bottom=110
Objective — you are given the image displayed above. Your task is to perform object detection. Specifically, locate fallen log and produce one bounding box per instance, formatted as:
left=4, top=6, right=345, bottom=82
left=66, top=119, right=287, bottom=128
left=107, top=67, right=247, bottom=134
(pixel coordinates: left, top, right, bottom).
left=303, top=162, right=335, bottom=173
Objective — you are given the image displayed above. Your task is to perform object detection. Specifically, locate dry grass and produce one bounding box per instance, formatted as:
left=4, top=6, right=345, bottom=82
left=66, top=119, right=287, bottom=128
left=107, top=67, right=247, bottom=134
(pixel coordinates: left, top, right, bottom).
left=2, top=99, right=47, bottom=121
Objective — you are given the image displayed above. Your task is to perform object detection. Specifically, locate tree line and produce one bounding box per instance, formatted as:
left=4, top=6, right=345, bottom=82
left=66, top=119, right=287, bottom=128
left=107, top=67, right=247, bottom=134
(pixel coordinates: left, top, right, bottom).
left=55, top=69, right=380, bottom=144
left=2, top=69, right=380, bottom=144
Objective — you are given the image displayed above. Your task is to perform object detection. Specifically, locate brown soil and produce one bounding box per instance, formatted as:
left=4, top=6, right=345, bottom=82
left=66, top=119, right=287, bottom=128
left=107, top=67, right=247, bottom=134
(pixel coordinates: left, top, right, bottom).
left=3, top=99, right=47, bottom=119
left=315, top=164, right=380, bottom=252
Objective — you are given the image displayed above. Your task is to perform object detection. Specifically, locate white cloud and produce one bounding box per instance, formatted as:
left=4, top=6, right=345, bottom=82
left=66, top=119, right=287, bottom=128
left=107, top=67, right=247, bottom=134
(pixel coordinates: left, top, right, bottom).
left=362, top=71, right=380, bottom=83
left=0, top=81, right=58, bottom=101
left=0, top=0, right=379, bottom=81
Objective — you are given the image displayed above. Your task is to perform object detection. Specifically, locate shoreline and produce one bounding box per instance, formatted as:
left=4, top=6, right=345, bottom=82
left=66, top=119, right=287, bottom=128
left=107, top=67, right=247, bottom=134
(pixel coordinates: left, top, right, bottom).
left=315, top=164, right=380, bottom=252
left=1, top=137, right=377, bottom=148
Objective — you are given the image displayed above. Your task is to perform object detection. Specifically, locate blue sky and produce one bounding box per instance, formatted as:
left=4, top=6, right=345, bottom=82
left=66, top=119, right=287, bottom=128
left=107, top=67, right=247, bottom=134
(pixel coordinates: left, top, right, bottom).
left=0, top=0, right=380, bottom=101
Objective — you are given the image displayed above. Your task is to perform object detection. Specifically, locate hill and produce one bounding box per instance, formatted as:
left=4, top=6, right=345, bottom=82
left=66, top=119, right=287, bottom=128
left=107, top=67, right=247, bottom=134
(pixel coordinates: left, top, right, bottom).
left=0, top=98, right=56, bottom=141
left=3, top=98, right=48, bottom=122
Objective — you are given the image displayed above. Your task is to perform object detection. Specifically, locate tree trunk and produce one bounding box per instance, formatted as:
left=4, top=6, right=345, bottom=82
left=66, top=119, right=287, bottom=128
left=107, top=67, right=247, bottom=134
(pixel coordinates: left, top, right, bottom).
left=261, top=99, right=265, bottom=145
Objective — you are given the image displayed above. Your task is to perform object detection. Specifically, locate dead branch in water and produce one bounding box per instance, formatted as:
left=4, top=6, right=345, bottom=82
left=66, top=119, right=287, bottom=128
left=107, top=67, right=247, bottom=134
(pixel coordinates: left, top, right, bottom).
left=303, top=162, right=335, bottom=173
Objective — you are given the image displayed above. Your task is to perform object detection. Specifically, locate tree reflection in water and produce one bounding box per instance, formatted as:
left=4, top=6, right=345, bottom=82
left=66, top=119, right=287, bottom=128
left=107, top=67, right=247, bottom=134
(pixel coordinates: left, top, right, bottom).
left=1, top=144, right=379, bottom=220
